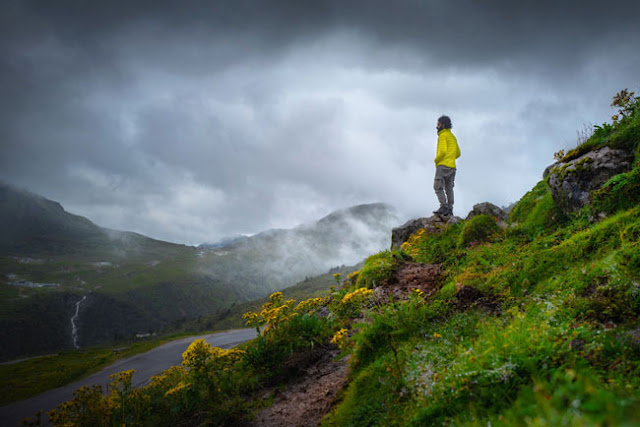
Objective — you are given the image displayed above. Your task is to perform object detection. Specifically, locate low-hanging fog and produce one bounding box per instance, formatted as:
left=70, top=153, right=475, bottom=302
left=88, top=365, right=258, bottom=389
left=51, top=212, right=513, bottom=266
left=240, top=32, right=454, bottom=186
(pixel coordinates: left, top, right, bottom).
left=197, top=203, right=400, bottom=289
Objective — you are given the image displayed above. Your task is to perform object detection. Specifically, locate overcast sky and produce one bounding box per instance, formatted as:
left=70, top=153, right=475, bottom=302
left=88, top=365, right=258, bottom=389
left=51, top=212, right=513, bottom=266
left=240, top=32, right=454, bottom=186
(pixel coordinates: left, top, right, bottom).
left=1, top=0, right=639, bottom=245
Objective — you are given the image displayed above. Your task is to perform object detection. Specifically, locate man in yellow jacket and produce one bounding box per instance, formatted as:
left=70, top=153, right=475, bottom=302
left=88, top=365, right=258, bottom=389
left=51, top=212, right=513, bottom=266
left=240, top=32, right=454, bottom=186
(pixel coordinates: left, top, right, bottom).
left=433, top=115, right=461, bottom=217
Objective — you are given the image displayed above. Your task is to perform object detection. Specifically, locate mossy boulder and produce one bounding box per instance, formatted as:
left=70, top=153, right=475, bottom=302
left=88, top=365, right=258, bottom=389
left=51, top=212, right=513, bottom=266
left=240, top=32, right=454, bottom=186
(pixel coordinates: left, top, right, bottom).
left=547, top=146, right=635, bottom=215
left=457, top=214, right=501, bottom=248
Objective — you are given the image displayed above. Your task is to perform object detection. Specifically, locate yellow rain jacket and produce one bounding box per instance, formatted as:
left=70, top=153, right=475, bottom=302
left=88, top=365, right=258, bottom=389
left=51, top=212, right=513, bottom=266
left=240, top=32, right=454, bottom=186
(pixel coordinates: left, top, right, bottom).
left=434, top=128, right=461, bottom=168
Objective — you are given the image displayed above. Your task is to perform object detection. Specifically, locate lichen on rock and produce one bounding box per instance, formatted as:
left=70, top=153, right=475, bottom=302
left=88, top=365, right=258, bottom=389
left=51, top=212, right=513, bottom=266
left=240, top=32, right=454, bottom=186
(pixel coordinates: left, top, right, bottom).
left=546, top=146, right=635, bottom=215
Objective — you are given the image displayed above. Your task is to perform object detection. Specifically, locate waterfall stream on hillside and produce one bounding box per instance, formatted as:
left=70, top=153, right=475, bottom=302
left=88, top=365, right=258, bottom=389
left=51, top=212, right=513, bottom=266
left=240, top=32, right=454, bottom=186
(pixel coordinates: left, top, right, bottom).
left=71, top=295, right=87, bottom=349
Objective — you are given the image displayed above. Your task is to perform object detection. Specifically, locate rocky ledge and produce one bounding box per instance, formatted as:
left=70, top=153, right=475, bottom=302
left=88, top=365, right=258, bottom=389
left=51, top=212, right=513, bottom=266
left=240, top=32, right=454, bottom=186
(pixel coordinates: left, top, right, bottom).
left=391, top=202, right=506, bottom=250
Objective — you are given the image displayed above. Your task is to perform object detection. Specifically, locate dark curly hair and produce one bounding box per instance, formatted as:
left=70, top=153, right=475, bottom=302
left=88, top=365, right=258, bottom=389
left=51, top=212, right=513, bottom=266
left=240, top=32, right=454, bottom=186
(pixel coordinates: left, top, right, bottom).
left=438, top=115, right=452, bottom=129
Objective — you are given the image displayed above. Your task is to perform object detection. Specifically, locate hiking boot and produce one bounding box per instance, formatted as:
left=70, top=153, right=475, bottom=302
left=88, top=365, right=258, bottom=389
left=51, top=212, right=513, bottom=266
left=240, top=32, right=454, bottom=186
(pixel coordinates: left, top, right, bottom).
left=433, top=206, right=449, bottom=216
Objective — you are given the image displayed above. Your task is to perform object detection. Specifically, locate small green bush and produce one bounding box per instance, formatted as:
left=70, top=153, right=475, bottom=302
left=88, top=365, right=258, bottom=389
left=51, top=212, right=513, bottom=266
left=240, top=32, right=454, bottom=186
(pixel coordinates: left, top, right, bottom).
left=403, top=223, right=462, bottom=266
left=609, top=107, right=640, bottom=154
left=509, top=181, right=549, bottom=224
left=457, top=215, right=501, bottom=248
left=355, top=250, right=410, bottom=288
left=509, top=181, right=567, bottom=239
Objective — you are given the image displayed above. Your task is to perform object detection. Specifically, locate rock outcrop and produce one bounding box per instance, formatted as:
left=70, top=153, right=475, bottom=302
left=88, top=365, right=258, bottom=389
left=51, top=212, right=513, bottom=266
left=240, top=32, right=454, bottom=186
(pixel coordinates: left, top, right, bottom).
left=390, top=215, right=460, bottom=250
left=465, top=202, right=507, bottom=221
left=547, top=147, right=635, bottom=214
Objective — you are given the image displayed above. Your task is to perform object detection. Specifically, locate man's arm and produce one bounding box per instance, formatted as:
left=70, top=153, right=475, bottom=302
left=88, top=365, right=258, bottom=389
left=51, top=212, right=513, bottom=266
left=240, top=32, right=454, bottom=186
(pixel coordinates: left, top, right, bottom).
left=434, top=134, right=446, bottom=164
left=454, top=135, right=461, bottom=159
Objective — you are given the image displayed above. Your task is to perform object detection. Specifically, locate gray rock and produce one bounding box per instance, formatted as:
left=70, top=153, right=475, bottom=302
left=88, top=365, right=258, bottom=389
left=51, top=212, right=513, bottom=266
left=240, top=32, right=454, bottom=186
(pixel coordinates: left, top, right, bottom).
left=465, top=202, right=507, bottom=221
left=390, top=215, right=460, bottom=250
left=547, top=146, right=634, bottom=214
left=543, top=161, right=561, bottom=179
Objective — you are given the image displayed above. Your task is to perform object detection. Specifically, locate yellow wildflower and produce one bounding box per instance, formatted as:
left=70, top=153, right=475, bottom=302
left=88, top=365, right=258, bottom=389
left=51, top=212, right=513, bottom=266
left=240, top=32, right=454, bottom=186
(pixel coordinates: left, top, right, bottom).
left=341, top=287, right=374, bottom=304
left=412, top=288, right=425, bottom=298
left=330, top=328, right=349, bottom=349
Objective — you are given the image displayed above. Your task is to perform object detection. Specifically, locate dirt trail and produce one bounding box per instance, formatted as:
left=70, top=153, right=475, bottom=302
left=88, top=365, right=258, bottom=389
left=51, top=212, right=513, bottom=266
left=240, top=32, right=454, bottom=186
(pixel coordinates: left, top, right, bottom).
left=250, top=348, right=349, bottom=427
left=249, top=262, right=443, bottom=426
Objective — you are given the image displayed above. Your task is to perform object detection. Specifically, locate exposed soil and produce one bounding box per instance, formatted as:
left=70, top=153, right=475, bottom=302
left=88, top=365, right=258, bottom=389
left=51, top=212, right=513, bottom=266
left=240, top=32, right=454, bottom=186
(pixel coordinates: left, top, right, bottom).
left=249, top=348, right=350, bottom=427
left=454, top=283, right=500, bottom=312
left=243, top=262, right=470, bottom=427
left=375, top=262, right=499, bottom=312
left=375, top=262, right=443, bottom=303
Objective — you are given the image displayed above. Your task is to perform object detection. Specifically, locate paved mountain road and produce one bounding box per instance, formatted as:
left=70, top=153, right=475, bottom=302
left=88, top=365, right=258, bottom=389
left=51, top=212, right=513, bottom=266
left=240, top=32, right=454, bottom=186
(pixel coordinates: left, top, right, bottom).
left=0, top=328, right=258, bottom=426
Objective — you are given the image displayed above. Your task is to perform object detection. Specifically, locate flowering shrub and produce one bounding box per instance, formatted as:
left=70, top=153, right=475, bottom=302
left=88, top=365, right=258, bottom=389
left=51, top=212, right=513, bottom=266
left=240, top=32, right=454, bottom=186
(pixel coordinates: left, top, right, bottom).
left=345, top=270, right=360, bottom=286
left=44, top=340, right=249, bottom=426
left=241, top=293, right=336, bottom=380
left=243, top=292, right=296, bottom=336
left=334, top=287, right=375, bottom=319
left=295, top=297, right=328, bottom=315
left=47, top=385, right=109, bottom=426
left=330, top=328, right=350, bottom=350
left=401, top=228, right=428, bottom=258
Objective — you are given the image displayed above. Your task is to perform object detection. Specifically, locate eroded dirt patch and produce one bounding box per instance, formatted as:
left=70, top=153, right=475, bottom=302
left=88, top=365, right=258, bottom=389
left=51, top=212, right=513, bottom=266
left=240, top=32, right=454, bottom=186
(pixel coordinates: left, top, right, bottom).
left=247, top=263, right=443, bottom=426
left=454, top=283, right=500, bottom=313
left=375, top=262, right=442, bottom=303
left=250, top=348, right=349, bottom=427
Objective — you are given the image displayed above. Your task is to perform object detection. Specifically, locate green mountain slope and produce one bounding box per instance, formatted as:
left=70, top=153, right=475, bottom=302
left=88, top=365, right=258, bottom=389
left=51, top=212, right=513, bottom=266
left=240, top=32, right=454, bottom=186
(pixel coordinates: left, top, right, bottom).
left=28, top=90, right=640, bottom=426
left=0, top=185, right=398, bottom=361
left=324, top=90, right=640, bottom=426
left=0, top=183, right=184, bottom=257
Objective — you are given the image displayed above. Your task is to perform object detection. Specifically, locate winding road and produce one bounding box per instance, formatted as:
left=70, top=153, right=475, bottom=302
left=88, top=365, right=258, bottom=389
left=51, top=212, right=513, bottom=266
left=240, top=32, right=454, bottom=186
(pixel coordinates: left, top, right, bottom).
left=0, top=328, right=258, bottom=426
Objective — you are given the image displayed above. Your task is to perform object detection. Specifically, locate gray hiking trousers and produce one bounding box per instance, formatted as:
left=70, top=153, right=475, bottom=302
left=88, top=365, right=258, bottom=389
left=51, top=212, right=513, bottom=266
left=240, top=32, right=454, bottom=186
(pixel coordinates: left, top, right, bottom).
left=434, top=165, right=456, bottom=209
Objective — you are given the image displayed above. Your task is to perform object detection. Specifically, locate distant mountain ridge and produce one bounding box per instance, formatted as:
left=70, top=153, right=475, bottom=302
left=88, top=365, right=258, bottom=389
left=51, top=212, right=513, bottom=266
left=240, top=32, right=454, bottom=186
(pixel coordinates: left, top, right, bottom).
left=0, top=182, right=184, bottom=257
left=196, top=203, right=400, bottom=290
left=201, top=203, right=397, bottom=256
left=0, top=183, right=400, bottom=360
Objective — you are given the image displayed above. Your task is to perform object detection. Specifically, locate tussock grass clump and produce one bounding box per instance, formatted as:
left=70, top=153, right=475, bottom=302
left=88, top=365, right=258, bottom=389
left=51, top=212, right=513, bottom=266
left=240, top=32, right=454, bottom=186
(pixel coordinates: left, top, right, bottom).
left=508, top=180, right=567, bottom=239
left=402, top=223, right=461, bottom=266
left=563, top=89, right=640, bottom=162
left=457, top=214, right=501, bottom=248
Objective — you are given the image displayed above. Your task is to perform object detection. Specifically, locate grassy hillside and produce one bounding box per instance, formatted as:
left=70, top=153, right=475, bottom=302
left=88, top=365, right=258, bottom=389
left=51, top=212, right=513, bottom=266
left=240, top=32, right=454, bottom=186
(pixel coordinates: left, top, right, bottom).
left=23, top=90, right=640, bottom=426
left=323, top=90, right=640, bottom=426
left=178, top=262, right=364, bottom=333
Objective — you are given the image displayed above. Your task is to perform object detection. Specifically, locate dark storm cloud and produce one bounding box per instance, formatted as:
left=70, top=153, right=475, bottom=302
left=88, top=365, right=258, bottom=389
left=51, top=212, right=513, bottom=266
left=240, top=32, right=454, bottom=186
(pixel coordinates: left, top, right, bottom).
left=1, top=0, right=639, bottom=244
left=6, top=0, right=638, bottom=72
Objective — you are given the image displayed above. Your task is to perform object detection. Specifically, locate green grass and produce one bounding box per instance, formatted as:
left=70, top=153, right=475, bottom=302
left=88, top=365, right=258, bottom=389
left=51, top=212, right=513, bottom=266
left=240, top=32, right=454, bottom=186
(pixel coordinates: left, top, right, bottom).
left=356, top=250, right=410, bottom=289
left=457, top=214, right=501, bottom=248
left=322, top=100, right=640, bottom=425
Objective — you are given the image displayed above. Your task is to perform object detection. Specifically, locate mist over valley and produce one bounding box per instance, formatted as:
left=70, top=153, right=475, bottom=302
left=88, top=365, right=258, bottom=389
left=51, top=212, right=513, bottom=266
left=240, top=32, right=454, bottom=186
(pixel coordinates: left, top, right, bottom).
left=0, top=183, right=400, bottom=361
